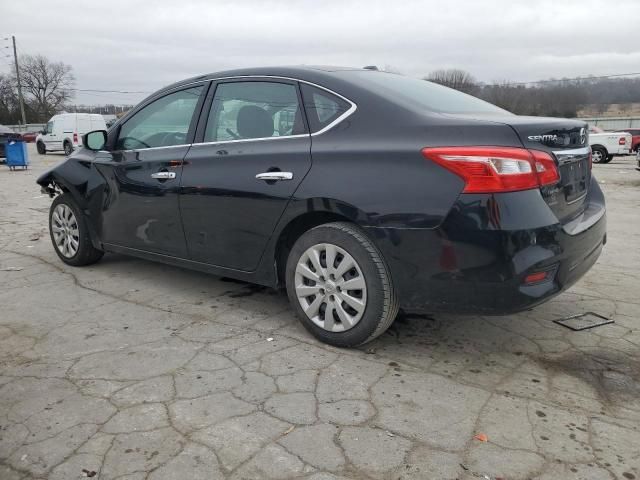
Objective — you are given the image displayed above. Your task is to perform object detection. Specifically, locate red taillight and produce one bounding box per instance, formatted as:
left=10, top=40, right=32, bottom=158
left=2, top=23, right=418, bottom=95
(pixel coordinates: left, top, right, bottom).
left=422, top=147, right=560, bottom=194
left=524, top=271, right=549, bottom=284
left=619, top=137, right=626, bottom=145
left=73, top=133, right=78, bottom=144
left=530, top=149, right=560, bottom=187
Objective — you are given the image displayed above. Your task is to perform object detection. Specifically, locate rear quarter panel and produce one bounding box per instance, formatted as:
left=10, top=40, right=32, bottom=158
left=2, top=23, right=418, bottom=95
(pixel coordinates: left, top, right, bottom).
left=293, top=98, right=523, bottom=229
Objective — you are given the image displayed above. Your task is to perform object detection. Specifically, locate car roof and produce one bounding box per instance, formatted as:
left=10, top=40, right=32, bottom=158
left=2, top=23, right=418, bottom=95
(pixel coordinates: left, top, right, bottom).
left=159, top=66, right=376, bottom=93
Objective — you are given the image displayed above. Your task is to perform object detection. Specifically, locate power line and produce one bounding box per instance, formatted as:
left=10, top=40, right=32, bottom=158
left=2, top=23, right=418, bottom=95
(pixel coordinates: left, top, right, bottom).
left=71, top=88, right=151, bottom=94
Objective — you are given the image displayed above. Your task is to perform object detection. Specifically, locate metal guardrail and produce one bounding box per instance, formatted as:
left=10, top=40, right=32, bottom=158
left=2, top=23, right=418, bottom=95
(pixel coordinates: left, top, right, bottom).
left=579, top=117, right=640, bottom=130
left=6, top=124, right=46, bottom=133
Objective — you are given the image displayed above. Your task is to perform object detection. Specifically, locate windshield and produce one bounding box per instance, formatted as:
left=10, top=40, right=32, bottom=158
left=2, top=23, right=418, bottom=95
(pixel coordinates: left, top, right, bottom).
left=343, top=71, right=511, bottom=115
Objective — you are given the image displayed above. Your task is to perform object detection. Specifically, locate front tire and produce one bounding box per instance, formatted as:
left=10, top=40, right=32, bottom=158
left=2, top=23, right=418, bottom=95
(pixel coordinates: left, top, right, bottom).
left=37, top=142, right=46, bottom=155
left=285, top=222, right=398, bottom=347
left=591, top=146, right=607, bottom=164
left=49, top=193, right=103, bottom=266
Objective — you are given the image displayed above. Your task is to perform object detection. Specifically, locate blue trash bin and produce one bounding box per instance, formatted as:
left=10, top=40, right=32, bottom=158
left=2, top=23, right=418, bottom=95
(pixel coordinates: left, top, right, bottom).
left=6, top=140, right=28, bottom=170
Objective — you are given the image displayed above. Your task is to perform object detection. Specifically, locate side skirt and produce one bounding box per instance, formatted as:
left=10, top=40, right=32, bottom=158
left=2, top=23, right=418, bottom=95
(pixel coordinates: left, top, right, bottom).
left=102, top=243, right=277, bottom=287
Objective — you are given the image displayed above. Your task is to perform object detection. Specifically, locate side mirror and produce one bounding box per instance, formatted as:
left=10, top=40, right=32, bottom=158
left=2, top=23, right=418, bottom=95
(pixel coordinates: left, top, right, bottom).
left=40, top=129, right=47, bottom=135
left=84, top=130, right=108, bottom=151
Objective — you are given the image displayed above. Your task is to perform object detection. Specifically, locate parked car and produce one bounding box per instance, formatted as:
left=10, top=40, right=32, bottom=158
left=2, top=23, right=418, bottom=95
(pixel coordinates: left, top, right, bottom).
left=589, top=126, right=632, bottom=163
left=21, top=131, right=39, bottom=143
left=621, top=128, right=640, bottom=153
left=36, top=67, right=606, bottom=347
left=0, top=124, right=20, bottom=159
left=36, top=113, right=107, bottom=156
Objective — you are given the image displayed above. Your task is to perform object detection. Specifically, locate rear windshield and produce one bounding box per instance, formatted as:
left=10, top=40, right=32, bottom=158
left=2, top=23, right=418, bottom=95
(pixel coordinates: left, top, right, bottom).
left=343, top=71, right=511, bottom=115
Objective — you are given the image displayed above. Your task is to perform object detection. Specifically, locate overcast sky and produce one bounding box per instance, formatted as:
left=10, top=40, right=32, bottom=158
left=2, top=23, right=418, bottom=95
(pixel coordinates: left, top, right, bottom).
left=3, top=0, right=639, bottom=105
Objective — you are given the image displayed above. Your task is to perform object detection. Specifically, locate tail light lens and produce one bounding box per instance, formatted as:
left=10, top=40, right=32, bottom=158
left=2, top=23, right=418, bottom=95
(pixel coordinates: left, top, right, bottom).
left=524, top=271, right=549, bottom=284
left=619, top=137, right=626, bottom=145
left=422, top=147, right=560, bottom=194
left=73, top=133, right=78, bottom=144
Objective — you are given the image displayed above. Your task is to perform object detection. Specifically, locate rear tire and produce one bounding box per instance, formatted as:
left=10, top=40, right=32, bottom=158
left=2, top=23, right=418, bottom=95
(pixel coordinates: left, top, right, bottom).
left=63, top=141, right=73, bottom=156
left=37, top=142, right=46, bottom=155
left=285, top=222, right=398, bottom=347
left=49, top=193, right=103, bottom=266
left=591, top=146, right=607, bottom=164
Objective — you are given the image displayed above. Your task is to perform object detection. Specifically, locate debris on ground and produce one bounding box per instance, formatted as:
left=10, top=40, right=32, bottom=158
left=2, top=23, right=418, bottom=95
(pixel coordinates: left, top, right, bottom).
left=473, top=433, right=489, bottom=442
left=267, top=337, right=274, bottom=342
left=282, top=425, right=295, bottom=435
left=460, top=464, right=502, bottom=480
left=553, top=312, right=614, bottom=331
left=0, top=266, right=23, bottom=271
left=29, top=232, right=42, bottom=241
left=81, top=469, right=97, bottom=477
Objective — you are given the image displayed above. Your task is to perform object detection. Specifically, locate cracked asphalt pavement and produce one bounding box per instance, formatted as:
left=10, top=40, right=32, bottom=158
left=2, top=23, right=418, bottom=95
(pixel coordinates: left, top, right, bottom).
left=1, top=144, right=639, bottom=480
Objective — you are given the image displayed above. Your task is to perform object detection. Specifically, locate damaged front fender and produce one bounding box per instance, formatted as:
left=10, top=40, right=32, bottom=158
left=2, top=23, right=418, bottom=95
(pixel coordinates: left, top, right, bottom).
left=36, top=151, right=108, bottom=250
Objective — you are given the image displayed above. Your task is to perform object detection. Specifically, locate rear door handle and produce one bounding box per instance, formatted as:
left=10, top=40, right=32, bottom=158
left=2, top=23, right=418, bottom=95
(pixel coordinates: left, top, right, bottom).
left=151, top=171, right=176, bottom=179
left=255, top=172, right=293, bottom=181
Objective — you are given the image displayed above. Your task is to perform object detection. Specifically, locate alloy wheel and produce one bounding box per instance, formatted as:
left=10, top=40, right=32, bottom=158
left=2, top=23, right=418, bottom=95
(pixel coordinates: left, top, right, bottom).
left=592, top=149, right=603, bottom=163
left=51, top=204, right=80, bottom=258
left=294, top=243, right=367, bottom=332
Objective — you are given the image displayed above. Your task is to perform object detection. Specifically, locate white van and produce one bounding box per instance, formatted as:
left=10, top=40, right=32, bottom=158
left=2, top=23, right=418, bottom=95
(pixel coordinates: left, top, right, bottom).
left=36, top=113, right=107, bottom=156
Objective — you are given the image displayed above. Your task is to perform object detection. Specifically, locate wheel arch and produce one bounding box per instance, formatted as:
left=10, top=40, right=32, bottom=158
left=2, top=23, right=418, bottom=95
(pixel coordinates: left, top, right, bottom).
left=271, top=199, right=372, bottom=286
left=591, top=143, right=608, bottom=155
left=273, top=210, right=351, bottom=285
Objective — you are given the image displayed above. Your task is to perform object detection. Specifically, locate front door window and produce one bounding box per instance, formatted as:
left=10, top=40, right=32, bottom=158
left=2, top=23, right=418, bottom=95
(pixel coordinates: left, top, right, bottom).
left=116, top=86, right=204, bottom=150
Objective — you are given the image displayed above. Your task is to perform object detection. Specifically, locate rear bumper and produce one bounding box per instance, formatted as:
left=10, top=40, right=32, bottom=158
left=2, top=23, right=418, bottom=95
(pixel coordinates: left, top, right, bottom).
left=366, top=179, right=606, bottom=315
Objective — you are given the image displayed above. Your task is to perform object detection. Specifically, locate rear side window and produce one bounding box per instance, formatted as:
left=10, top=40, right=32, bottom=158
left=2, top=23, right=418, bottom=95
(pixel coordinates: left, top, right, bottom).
left=204, top=81, right=305, bottom=142
left=300, top=84, right=351, bottom=133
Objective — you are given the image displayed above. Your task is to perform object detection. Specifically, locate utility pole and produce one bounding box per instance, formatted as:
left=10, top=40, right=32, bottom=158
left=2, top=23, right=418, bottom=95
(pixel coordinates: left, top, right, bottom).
left=12, top=36, right=27, bottom=126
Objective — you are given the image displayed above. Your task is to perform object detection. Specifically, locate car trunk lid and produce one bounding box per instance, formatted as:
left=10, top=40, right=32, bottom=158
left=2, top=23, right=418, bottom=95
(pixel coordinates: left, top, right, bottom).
left=447, top=114, right=591, bottom=223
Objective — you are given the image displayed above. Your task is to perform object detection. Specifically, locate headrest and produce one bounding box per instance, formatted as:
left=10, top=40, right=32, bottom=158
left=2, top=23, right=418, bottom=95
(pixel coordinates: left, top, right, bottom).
left=236, top=105, right=273, bottom=139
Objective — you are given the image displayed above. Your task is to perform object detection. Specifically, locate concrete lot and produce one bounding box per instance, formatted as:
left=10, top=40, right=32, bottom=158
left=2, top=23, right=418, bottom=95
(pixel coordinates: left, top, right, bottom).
left=0, top=144, right=639, bottom=480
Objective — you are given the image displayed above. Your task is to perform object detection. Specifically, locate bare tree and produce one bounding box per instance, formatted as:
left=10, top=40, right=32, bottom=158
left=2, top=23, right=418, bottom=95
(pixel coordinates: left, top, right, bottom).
left=14, top=54, right=75, bottom=122
left=0, top=74, right=20, bottom=123
left=480, top=82, right=527, bottom=113
left=426, top=69, right=477, bottom=94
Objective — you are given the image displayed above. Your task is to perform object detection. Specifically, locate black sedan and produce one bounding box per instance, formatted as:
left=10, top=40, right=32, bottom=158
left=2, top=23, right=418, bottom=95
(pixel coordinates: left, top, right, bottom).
left=37, top=66, right=606, bottom=347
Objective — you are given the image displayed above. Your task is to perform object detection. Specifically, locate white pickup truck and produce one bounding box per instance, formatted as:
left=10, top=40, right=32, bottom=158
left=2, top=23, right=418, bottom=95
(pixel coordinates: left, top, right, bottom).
left=589, top=126, right=632, bottom=164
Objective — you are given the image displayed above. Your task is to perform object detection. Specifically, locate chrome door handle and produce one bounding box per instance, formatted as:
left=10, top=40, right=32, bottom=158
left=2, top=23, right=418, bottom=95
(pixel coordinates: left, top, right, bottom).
left=151, top=171, right=176, bottom=179
left=255, top=172, right=293, bottom=181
